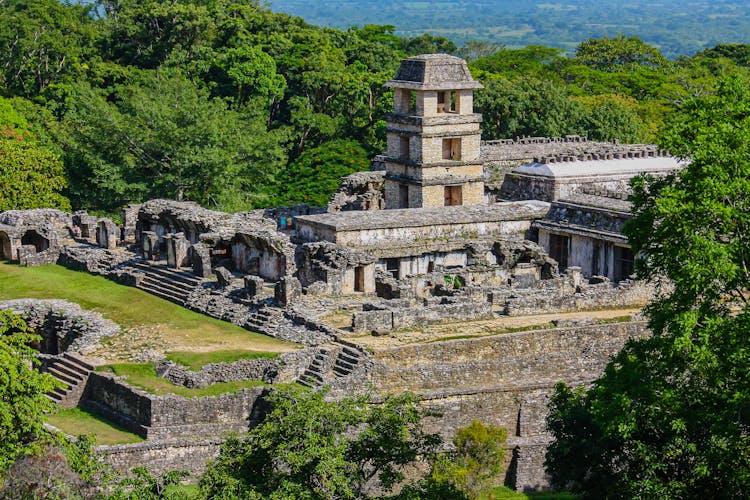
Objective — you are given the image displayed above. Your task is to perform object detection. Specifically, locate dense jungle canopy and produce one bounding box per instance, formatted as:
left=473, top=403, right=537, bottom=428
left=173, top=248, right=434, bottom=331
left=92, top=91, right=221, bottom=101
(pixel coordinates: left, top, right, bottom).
left=1, top=0, right=749, bottom=214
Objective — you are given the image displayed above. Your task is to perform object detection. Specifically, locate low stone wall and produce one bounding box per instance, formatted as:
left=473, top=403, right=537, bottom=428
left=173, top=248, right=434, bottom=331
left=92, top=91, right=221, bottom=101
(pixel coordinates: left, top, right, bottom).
left=156, top=358, right=279, bottom=388
left=370, top=321, right=646, bottom=393
left=504, top=279, right=652, bottom=316
left=352, top=299, right=493, bottom=333
left=98, top=439, right=223, bottom=476
left=0, top=299, right=121, bottom=354
left=82, top=372, right=267, bottom=439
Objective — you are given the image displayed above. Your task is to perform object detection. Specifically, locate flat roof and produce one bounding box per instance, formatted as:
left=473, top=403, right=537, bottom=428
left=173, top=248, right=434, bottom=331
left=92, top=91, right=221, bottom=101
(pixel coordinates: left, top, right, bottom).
left=295, top=201, right=550, bottom=232
left=513, top=156, right=682, bottom=178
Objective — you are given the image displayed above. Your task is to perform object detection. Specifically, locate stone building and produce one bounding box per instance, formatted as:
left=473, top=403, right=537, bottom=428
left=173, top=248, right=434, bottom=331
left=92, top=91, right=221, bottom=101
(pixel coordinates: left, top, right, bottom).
left=383, top=54, right=485, bottom=209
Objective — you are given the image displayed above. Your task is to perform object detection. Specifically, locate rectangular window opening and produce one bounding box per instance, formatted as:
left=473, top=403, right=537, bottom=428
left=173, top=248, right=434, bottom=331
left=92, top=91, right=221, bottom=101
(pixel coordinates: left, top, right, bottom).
left=444, top=185, right=463, bottom=206
left=399, top=136, right=410, bottom=160
left=354, top=266, right=365, bottom=292
left=549, top=234, right=569, bottom=271
left=398, top=184, right=409, bottom=209
left=614, top=246, right=634, bottom=282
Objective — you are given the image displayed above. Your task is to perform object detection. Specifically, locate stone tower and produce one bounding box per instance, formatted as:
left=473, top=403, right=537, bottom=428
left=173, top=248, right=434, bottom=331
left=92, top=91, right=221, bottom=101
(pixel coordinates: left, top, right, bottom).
left=383, top=54, right=484, bottom=209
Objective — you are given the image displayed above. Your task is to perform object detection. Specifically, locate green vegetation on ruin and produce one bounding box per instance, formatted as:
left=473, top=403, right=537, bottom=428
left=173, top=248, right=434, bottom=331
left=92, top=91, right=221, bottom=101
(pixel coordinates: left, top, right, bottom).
left=46, top=408, right=144, bottom=446
left=488, top=486, right=577, bottom=500
left=0, top=262, right=295, bottom=354
left=96, top=363, right=266, bottom=397
left=165, top=350, right=279, bottom=371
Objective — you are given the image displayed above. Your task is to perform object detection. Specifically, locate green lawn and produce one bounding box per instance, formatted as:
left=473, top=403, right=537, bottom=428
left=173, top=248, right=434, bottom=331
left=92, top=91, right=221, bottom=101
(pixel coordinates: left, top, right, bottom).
left=489, top=486, right=577, bottom=500
left=0, top=262, right=295, bottom=355
left=97, top=363, right=265, bottom=397
left=47, top=408, right=143, bottom=445
left=165, top=350, right=278, bottom=370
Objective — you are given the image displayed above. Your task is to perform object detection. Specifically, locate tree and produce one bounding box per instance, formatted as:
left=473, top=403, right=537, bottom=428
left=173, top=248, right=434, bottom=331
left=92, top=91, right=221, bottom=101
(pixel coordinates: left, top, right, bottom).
left=0, top=0, right=96, bottom=98
left=474, top=77, right=585, bottom=139
left=0, top=311, right=61, bottom=475
left=429, top=420, right=508, bottom=499
left=200, top=387, right=440, bottom=499
left=575, top=35, right=667, bottom=72
left=62, top=71, right=285, bottom=211
left=274, top=139, right=371, bottom=207
left=545, top=74, right=750, bottom=498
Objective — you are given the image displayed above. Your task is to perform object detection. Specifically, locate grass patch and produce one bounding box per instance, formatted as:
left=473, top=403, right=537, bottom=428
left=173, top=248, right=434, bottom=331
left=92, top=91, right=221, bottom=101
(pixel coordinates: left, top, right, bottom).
left=47, top=408, right=143, bottom=445
left=0, top=262, right=295, bottom=354
left=165, top=350, right=278, bottom=371
left=488, top=486, right=577, bottom=499
left=98, top=363, right=265, bottom=397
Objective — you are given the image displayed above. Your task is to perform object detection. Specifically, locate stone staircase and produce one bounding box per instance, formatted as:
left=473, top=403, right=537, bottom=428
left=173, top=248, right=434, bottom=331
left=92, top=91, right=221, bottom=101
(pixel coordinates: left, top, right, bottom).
left=298, top=342, right=367, bottom=388
left=130, top=261, right=202, bottom=306
left=45, top=353, right=94, bottom=409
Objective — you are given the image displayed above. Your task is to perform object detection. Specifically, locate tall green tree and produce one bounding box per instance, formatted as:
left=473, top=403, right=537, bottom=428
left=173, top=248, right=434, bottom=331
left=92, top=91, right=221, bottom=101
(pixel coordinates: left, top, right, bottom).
left=200, top=387, right=440, bottom=499
left=545, top=74, right=750, bottom=498
left=0, top=311, right=61, bottom=475
left=62, top=71, right=285, bottom=211
left=429, top=420, right=508, bottom=499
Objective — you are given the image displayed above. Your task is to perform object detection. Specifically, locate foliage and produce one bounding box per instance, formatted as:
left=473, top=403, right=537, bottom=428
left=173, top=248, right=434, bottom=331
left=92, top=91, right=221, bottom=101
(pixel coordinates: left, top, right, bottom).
left=575, top=35, right=667, bottom=71
left=430, top=420, right=508, bottom=499
left=109, top=467, right=191, bottom=500
left=274, top=139, right=370, bottom=206
left=0, top=444, right=91, bottom=499
left=0, top=310, right=61, bottom=475
left=200, top=386, right=441, bottom=499
left=165, top=350, right=278, bottom=371
left=0, top=135, right=71, bottom=211
left=544, top=74, right=750, bottom=498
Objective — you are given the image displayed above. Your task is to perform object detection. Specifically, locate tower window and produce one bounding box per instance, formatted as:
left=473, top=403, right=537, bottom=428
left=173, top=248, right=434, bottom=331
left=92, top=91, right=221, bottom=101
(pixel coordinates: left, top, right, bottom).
left=399, top=184, right=409, bottom=209
left=442, top=138, right=461, bottom=160
left=400, top=136, right=410, bottom=160
left=437, top=91, right=457, bottom=113
left=444, top=186, right=463, bottom=206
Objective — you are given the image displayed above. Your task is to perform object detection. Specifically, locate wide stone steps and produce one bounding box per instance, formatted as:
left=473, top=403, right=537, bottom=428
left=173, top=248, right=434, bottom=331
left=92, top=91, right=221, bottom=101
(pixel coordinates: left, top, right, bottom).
left=298, top=343, right=367, bottom=388
left=130, top=262, right=201, bottom=306
left=44, top=353, right=94, bottom=409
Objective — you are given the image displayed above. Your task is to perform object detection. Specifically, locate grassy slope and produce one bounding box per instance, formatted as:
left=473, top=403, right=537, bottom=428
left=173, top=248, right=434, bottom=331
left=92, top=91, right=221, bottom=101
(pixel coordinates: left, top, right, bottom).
left=47, top=408, right=144, bottom=445
left=97, top=363, right=265, bottom=397
left=0, top=262, right=294, bottom=354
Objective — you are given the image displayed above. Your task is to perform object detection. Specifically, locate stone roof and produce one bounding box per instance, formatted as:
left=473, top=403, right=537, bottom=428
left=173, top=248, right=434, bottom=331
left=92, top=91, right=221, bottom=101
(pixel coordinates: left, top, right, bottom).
left=295, top=200, right=550, bottom=232
left=513, top=156, right=681, bottom=179
left=384, top=54, right=483, bottom=91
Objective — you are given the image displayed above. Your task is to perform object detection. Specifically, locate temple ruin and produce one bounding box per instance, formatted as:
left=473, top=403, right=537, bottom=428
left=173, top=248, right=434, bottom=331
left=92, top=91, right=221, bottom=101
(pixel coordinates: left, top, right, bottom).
left=0, top=54, right=682, bottom=492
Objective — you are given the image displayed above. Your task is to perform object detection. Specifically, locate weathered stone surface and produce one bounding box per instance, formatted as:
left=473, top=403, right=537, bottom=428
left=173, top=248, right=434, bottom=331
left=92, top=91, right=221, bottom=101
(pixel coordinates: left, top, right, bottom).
left=327, top=171, right=385, bottom=213
left=243, top=275, right=265, bottom=297
left=96, top=218, right=119, bottom=250
left=156, top=358, right=279, bottom=388
left=0, top=299, right=120, bottom=354
left=214, top=266, right=233, bottom=287
left=274, top=276, right=302, bottom=308
left=190, top=243, right=212, bottom=278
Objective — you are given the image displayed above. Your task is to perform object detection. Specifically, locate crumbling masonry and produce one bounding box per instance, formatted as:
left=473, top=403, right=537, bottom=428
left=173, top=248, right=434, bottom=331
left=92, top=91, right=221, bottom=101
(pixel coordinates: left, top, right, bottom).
left=0, top=54, right=681, bottom=492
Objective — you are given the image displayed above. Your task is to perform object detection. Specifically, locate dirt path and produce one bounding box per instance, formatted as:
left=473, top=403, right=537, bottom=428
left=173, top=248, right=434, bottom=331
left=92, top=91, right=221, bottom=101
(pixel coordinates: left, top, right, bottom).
left=346, top=308, right=642, bottom=351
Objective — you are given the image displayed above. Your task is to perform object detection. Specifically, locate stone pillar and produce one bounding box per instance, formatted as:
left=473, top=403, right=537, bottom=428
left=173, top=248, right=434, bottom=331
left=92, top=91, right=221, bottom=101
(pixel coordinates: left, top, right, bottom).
left=274, top=276, right=301, bottom=308
left=165, top=232, right=190, bottom=269
left=190, top=243, right=212, bottom=278
left=142, top=231, right=160, bottom=261
left=96, top=219, right=118, bottom=250
left=73, top=211, right=98, bottom=242
left=121, top=204, right=141, bottom=244
left=244, top=275, right=265, bottom=298
left=214, top=266, right=234, bottom=288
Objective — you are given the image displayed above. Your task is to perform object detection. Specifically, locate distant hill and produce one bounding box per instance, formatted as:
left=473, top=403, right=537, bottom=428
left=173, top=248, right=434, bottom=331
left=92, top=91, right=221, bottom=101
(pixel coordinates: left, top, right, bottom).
left=268, top=0, right=750, bottom=58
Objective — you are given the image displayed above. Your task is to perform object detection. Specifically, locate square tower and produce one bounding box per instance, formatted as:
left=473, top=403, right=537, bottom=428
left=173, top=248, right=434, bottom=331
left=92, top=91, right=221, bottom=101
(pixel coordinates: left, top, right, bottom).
left=383, top=54, right=484, bottom=209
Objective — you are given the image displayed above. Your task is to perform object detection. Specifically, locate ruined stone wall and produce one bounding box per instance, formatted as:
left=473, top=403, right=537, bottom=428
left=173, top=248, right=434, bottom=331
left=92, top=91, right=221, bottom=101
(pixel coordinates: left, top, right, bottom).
left=504, top=279, right=652, bottom=316
left=0, top=299, right=121, bottom=354
left=156, top=358, right=278, bottom=388
left=82, top=373, right=266, bottom=439
left=369, top=321, right=647, bottom=393
left=98, top=439, right=223, bottom=476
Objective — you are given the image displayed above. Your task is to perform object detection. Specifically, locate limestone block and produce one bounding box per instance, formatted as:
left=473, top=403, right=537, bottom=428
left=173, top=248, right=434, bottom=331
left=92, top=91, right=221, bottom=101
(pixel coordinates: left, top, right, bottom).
left=214, top=267, right=233, bottom=288
left=274, top=277, right=301, bottom=308
left=165, top=233, right=190, bottom=269
left=96, top=219, right=119, bottom=250
left=142, top=231, right=160, bottom=261
left=244, top=275, right=265, bottom=297
left=190, top=243, right=212, bottom=278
